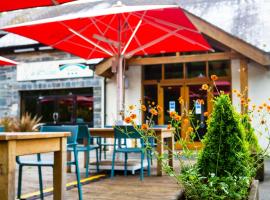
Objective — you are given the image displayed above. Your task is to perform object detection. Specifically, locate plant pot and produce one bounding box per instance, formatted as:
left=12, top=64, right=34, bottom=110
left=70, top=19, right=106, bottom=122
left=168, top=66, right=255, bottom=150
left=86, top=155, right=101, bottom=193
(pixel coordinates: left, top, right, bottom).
left=176, top=180, right=259, bottom=200
left=255, top=158, right=264, bottom=182
left=252, top=153, right=264, bottom=182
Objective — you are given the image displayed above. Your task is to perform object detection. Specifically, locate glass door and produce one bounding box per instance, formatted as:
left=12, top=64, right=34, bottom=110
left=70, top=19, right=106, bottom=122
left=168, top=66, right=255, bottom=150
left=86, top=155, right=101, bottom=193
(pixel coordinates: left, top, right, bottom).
left=56, top=96, right=74, bottom=124
left=188, top=85, right=208, bottom=142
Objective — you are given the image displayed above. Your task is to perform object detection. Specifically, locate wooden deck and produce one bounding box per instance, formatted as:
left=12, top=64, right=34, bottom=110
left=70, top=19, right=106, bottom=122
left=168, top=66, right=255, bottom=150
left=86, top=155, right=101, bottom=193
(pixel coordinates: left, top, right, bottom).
left=17, top=153, right=181, bottom=200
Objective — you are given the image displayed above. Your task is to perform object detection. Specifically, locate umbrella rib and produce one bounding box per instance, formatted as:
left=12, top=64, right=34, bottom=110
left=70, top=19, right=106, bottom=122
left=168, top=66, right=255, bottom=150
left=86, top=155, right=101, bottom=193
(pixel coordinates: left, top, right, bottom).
left=121, top=19, right=142, bottom=55
left=125, top=27, right=184, bottom=58
left=138, top=16, right=211, bottom=50
left=89, top=15, right=118, bottom=56
left=68, top=28, right=113, bottom=56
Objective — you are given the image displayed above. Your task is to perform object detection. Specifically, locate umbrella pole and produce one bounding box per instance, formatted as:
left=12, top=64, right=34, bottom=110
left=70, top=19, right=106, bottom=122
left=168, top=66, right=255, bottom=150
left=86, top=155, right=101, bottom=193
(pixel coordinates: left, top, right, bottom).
left=116, top=55, right=124, bottom=122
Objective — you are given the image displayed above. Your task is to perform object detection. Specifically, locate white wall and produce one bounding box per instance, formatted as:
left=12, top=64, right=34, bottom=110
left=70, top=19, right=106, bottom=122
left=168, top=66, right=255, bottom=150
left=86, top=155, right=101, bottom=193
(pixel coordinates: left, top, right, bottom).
left=105, top=65, right=142, bottom=125
left=248, top=61, right=270, bottom=149
left=231, top=59, right=241, bottom=111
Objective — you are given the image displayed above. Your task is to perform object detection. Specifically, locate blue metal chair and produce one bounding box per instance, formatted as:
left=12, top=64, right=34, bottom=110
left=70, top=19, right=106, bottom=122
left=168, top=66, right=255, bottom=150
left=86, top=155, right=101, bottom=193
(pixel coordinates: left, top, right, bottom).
left=77, top=125, right=100, bottom=177
left=16, top=125, right=83, bottom=200
left=0, top=126, right=4, bottom=132
left=111, top=126, right=151, bottom=181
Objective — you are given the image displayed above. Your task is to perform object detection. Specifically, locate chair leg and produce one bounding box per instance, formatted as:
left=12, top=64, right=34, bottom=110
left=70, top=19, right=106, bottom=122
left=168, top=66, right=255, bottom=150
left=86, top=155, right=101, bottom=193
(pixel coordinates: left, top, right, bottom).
left=85, top=150, right=90, bottom=177
left=140, top=152, right=144, bottom=181
left=111, top=151, right=116, bottom=178
left=124, top=152, right=128, bottom=176
left=38, top=166, right=44, bottom=200
left=104, top=145, right=107, bottom=160
left=74, top=148, right=83, bottom=200
left=17, top=165, right=23, bottom=199
left=147, top=151, right=151, bottom=176
left=96, top=148, right=100, bottom=172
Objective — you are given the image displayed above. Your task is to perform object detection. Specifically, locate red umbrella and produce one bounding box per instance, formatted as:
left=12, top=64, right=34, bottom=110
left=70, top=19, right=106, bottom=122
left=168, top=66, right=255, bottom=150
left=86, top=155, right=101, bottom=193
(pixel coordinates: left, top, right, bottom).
left=0, top=0, right=76, bottom=12
left=2, top=3, right=212, bottom=120
left=0, top=56, right=17, bottom=65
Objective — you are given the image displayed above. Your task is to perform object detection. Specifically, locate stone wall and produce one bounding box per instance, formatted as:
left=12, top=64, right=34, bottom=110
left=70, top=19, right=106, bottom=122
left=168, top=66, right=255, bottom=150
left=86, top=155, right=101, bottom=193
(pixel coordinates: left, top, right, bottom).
left=0, top=50, right=104, bottom=127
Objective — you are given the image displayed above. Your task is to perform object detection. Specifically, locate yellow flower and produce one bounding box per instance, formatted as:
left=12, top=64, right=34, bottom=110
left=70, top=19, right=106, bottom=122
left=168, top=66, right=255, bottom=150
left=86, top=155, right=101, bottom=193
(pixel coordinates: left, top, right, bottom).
left=152, top=101, right=155, bottom=105
left=204, top=112, right=209, bottom=117
left=178, top=96, right=184, bottom=104
left=183, top=118, right=189, bottom=124
left=202, top=84, right=209, bottom=90
left=167, top=124, right=171, bottom=130
left=142, top=123, right=149, bottom=130
left=263, top=102, right=267, bottom=107
left=169, top=111, right=176, bottom=118
left=232, top=89, right=238, bottom=93
left=174, top=114, right=181, bottom=121
left=157, top=105, right=163, bottom=112
left=129, top=105, right=135, bottom=110
left=187, top=127, right=194, bottom=133
left=130, top=113, right=137, bottom=119
left=150, top=108, right=158, bottom=116
left=210, top=74, right=218, bottom=81
left=237, top=93, right=242, bottom=98
left=124, top=117, right=132, bottom=124
left=141, top=105, right=147, bottom=112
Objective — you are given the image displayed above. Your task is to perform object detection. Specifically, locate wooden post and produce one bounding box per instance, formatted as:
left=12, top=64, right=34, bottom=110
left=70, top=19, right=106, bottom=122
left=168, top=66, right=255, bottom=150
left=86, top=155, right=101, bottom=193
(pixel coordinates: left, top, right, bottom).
left=0, top=141, right=16, bottom=200
left=240, top=58, right=248, bottom=114
left=156, top=132, right=164, bottom=176
left=54, top=137, right=67, bottom=200
left=158, top=84, right=164, bottom=125
left=167, top=132, right=174, bottom=168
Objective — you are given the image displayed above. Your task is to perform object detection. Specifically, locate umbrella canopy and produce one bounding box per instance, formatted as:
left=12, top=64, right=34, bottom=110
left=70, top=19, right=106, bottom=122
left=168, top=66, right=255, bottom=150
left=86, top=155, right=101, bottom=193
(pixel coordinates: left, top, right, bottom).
left=0, top=0, right=76, bottom=12
left=0, top=56, right=17, bottom=65
left=1, top=3, right=212, bottom=120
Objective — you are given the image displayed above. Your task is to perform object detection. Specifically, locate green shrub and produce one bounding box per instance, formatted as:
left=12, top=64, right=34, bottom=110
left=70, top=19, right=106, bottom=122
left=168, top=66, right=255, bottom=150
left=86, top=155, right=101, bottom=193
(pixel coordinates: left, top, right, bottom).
left=179, top=166, right=251, bottom=200
left=197, top=94, right=251, bottom=177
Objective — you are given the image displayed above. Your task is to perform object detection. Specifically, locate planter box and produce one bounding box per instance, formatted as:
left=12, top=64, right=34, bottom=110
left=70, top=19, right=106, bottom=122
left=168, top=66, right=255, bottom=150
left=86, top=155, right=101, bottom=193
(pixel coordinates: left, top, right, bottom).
left=176, top=180, right=259, bottom=200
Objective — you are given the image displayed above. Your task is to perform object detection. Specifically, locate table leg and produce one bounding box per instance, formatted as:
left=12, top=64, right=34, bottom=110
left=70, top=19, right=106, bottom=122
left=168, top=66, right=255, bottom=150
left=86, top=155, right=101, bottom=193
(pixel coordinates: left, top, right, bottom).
left=156, top=134, right=164, bottom=176
left=54, top=137, right=67, bottom=200
left=167, top=135, right=174, bottom=168
left=67, top=151, right=71, bottom=173
left=0, top=141, right=16, bottom=200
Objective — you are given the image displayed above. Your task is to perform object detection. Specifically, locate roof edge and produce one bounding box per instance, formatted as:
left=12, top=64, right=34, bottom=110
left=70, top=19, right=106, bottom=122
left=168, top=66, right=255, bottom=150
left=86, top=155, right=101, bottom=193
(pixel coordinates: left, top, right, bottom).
left=184, top=10, right=270, bottom=66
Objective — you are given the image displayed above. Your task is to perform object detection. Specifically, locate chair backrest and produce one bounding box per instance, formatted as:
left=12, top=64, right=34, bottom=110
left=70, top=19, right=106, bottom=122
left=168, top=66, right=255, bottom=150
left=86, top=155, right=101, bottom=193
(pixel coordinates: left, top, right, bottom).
left=114, top=126, right=143, bottom=139
left=77, top=124, right=90, bottom=141
left=0, top=126, right=4, bottom=132
left=40, top=125, right=78, bottom=145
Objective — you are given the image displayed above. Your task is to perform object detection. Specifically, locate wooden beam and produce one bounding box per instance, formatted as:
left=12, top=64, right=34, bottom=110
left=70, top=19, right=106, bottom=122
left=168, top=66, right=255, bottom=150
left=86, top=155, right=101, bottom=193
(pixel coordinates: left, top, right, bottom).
left=128, top=52, right=238, bottom=66
left=95, top=57, right=114, bottom=77
left=185, top=11, right=270, bottom=66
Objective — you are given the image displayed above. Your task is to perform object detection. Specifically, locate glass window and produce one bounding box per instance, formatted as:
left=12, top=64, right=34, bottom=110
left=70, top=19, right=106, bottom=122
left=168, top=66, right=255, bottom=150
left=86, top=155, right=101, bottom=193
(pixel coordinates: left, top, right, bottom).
left=164, top=63, right=183, bottom=79
left=213, top=81, right=231, bottom=97
left=143, top=65, right=162, bottom=80
left=209, top=60, right=230, bottom=77
left=186, top=62, right=206, bottom=78
left=144, top=85, right=158, bottom=124
left=164, top=86, right=180, bottom=124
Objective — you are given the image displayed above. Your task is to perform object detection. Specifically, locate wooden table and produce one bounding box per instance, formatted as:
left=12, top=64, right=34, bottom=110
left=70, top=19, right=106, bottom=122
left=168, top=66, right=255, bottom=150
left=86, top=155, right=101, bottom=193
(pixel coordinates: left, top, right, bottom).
left=89, top=128, right=174, bottom=176
left=0, top=132, right=70, bottom=200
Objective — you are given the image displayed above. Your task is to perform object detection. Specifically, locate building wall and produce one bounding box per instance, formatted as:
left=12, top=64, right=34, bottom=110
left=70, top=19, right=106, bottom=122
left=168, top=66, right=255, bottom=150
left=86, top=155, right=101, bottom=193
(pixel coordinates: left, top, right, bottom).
left=248, top=61, right=270, bottom=149
left=0, top=51, right=104, bottom=127
left=105, top=65, right=142, bottom=125
left=231, top=59, right=241, bottom=111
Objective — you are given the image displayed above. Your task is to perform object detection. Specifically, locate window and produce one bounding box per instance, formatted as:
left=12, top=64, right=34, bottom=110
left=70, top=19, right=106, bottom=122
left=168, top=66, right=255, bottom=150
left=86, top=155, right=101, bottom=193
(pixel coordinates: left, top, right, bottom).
left=186, top=62, right=206, bottom=78
left=164, top=63, right=183, bottom=79
left=144, top=85, right=158, bottom=124
left=143, top=65, right=162, bottom=80
left=209, top=60, right=230, bottom=77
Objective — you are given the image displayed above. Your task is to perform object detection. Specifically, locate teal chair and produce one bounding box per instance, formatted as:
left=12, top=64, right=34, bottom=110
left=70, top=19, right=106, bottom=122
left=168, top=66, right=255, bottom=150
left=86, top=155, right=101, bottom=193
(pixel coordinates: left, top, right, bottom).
left=111, top=126, right=151, bottom=181
left=16, top=125, right=83, bottom=200
left=77, top=125, right=100, bottom=177
left=99, top=125, right=115, bottom=160
left=0, top=126, right=4, bottom=132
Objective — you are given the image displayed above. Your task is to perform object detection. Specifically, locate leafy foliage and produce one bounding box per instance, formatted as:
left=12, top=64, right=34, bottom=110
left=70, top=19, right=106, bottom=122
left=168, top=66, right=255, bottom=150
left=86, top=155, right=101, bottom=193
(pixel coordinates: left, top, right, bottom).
left=180, top=166, right=251, bottom=200
left=197, top=94, right=251, bottom=177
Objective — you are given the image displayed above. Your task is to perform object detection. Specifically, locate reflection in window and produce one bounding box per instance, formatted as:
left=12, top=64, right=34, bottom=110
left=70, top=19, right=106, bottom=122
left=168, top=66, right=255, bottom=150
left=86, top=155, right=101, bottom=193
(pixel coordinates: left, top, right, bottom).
left=164, top=63, right=183, bottom=79
left=186, top=62, right=206, bottom=78
left=213, top=81, right=231, bottom=96
left=209, top=60, right=230, bottom=77
left=143, top=65, right=162, bottom=80
left=76, top=96, right=93, bottom=123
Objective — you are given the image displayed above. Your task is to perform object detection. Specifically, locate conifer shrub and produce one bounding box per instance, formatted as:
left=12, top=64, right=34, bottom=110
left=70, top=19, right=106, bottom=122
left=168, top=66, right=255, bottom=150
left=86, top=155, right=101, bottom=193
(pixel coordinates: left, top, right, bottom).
left=197, top=94, right=251, bottom=177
